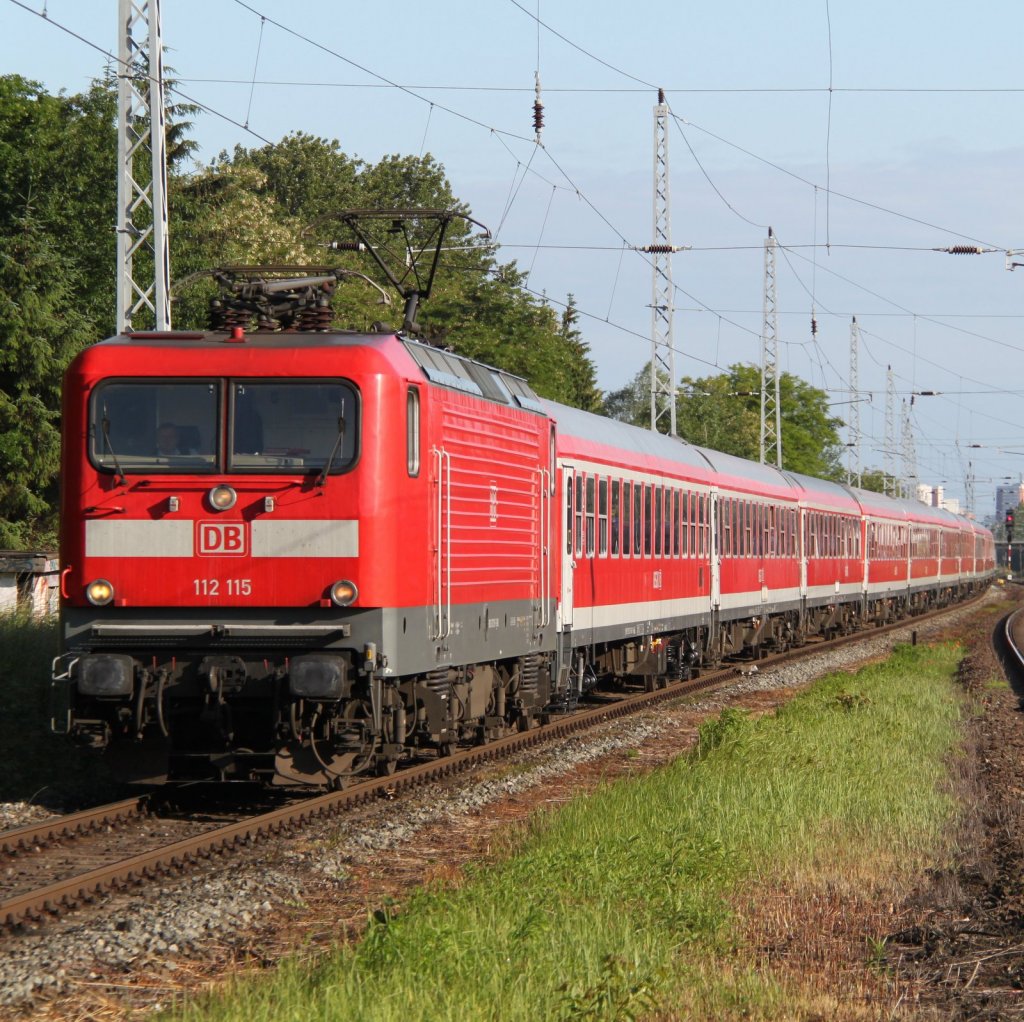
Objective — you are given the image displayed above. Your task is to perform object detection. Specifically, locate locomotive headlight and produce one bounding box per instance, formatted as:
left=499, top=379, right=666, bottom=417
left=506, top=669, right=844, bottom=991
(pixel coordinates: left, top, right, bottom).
left=85, top=579, right=115, bottom=606
left=330, top=580, right=358, bottom=607
left=207, top=484, right=237, bottom=511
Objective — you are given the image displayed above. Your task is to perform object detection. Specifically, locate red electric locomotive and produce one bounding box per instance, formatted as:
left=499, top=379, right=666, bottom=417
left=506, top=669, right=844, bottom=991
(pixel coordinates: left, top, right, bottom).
left=51, top=228, right=995, bottom=786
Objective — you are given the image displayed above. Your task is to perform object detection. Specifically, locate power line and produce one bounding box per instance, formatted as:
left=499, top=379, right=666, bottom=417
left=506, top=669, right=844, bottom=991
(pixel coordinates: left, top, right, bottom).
left=6, top=0, right=276, bottom=145
left=673, top=112, right=1005, bottom=249
left=176, top=78, right=1024, bottom=95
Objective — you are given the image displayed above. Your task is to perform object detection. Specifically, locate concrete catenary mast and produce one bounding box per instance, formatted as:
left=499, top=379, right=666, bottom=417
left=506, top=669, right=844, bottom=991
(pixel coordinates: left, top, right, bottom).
left=116, top=0, right=171, bottom=333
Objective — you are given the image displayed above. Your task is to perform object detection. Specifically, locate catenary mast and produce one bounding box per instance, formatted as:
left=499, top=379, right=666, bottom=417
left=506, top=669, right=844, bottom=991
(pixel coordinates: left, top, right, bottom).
left=760, top=228, right=782, bottom=466
left=116, top=0, right=171, bottom=333
left=645, top=88, right=678, bottom=435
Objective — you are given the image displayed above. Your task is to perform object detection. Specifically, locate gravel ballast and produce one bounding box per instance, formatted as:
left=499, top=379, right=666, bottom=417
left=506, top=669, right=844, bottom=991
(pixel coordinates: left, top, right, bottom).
left=0, top=595, right=1002, bottom=1016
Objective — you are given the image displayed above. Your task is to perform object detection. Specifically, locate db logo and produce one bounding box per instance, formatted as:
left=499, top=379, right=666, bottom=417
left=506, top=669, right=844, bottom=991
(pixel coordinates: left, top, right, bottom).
left=197, top=521, right=248, bottom=557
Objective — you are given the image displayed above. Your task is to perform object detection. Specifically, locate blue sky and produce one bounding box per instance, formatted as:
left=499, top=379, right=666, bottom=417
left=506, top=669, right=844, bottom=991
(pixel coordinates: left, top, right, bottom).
left=4, top=0, right=1023, bottom=514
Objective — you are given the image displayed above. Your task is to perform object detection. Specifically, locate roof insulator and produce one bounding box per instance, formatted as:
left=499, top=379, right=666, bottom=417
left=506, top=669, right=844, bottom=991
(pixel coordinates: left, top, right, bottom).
left=533, top=71, right=544, bottom=143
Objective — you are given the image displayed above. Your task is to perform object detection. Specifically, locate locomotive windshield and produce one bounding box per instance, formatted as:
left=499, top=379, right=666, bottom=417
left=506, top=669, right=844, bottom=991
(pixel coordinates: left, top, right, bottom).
left=228, top=381, right=357, bottom=473
left=89, top=379, right=358, bottom=475
left=90, top=380, right=219, bottom=473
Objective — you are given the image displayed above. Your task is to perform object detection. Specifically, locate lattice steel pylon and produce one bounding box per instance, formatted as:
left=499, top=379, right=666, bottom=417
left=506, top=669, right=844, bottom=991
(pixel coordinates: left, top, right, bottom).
left=116, top=0, right=171, bottom=333
left=901, top=399, right=917, bottom=499
left=884, top=366, right=897, bottom=496
left=965, top=461, right=975, bottom=517
left=760, top=228, right=782, bottom=466
left=646, top=88, right=677, bottom=436
left=847, top=316, right=862, bottom=487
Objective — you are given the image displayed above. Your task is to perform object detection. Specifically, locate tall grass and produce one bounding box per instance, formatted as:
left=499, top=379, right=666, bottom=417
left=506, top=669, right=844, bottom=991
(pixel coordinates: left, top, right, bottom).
left=171, top=643, right=963, bottom=1022
left=0, top=611, right=118, bottom=806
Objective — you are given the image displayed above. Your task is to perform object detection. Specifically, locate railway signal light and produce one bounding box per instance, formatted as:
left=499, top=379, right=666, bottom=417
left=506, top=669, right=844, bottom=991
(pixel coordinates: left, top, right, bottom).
left=1007, top=509, right=1015, bottom=542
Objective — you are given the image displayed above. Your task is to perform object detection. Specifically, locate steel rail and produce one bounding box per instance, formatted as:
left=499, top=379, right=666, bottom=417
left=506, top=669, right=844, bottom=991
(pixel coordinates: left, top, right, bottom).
left=1004, top=606, right=1024, bottom=672
left=0, top=797, right=148, bottom=857
left=0, top=591, right=990, bottom=929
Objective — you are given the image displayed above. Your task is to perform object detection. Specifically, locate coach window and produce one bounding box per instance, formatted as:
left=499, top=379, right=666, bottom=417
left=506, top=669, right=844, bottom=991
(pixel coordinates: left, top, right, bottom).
left=643, top=485, right=652, bottom=556
left=90, top=379, right=220, bottom=474
left=575, top=475, right=584, bottom=558
left=611, top=480, right=620, bottom=556
left=630, top=483, right=638, bottom=557
left=565, top=473, right=573, bottom=555
left=672, top=490, right=680, bottom=556
left=701, top=494, right=709, bottom=557
left=598, top=478, right=609, bottom=556
left=586, top=476, right=596, bottom=557
left=680, top=492, right=689, bottom=557
left=406, top=386, right=420, bottom=476
left=618, top=481, right=626, bottom=561
left=654, top=486, right=663, bottom=556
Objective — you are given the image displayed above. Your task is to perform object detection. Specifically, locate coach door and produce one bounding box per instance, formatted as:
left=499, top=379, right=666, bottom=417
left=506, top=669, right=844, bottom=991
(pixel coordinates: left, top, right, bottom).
left=559, top=465, right=575, bottom=631
left=709, top=489, right=721, bottom=610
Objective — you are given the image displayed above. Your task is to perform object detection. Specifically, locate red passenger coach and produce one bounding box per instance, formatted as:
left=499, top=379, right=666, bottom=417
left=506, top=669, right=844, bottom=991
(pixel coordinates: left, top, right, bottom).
left=53, top=322, right=996, bottom=787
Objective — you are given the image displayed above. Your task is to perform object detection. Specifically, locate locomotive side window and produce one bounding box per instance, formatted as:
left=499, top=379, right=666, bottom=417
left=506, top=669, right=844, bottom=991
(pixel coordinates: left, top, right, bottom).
left=229, top=381, right=357, bottom=474
left=90, top=380, right=219, bottom=474
left=406, top=386, right=421, bottom=476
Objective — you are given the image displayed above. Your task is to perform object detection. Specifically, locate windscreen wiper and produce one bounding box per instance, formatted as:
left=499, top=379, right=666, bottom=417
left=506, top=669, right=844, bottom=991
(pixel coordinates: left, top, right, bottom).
left=316, top=410, right=346, bottom=488
left=100, top=405, right=128, bottom=487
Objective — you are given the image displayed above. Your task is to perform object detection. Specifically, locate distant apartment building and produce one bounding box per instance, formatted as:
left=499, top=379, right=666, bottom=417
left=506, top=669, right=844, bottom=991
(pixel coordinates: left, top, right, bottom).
left=913, top=483, right=961, bottom=516
left=996, top=481, right=1024, bottom=520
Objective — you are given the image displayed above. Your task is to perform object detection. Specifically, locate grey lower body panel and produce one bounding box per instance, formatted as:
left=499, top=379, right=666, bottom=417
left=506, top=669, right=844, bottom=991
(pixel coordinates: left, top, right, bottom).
left=61, top=599, right=557, bottom=678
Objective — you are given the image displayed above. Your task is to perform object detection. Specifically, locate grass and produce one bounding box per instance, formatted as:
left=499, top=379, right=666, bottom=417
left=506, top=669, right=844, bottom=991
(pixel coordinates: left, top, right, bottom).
left=168, top=641, right=966, bottom=1022
left=0, top=610, right=120, bottom=807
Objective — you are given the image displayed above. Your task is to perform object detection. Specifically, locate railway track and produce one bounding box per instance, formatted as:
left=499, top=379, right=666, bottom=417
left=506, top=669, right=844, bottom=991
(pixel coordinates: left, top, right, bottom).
left=0, top=595, right=989, bottom=931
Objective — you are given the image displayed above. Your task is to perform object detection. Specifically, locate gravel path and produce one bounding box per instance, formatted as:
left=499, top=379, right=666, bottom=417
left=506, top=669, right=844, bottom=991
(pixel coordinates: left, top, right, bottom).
left=0, top=594, right=1000, bottom=1017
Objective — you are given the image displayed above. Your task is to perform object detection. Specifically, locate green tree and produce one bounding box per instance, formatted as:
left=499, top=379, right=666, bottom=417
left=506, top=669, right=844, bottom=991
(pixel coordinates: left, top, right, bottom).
left=855, top=468, right=895, bottom=494
left=0, top=216, right=94, bottom=546
left=173, top=136, right=603, bottom=407
left=558, top=295, right=603, bottom=413
left=605, top=362, right=845, bottom=480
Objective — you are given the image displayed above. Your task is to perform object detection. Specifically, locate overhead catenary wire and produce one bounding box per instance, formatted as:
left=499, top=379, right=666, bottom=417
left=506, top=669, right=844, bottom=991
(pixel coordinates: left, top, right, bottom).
left=9, top=0, right=1019, bottom=499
